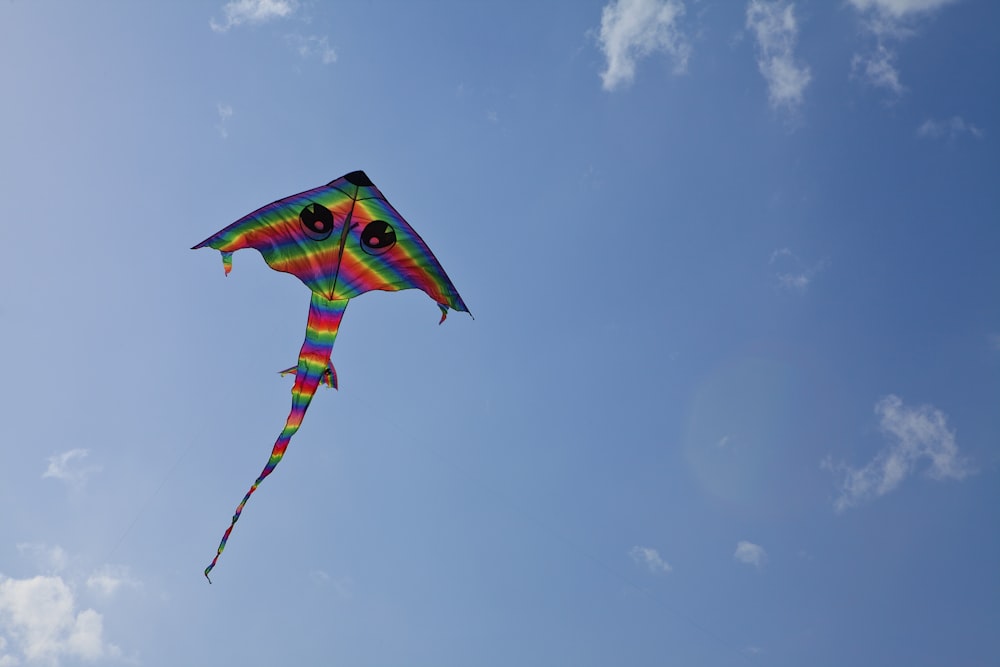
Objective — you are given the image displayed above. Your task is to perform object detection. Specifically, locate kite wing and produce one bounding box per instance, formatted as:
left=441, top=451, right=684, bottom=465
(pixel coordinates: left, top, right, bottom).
left=193, top=170, right=469, bottom=319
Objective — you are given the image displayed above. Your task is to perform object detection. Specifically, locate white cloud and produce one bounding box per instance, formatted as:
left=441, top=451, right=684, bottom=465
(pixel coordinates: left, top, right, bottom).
left=210, top=0, right=296, bottom=33
left=848, top=0, right=961, bottom=94
left=734, top=541, right=767, bottom=569
left=630, top=546, right=672, bottom=574
left=597, top=0, right=690, bottom=91
left=746, top=1, right=811, bottom=111
left=825, top=395, right=973, bottom=511
left=917, top=116, right=984, bottom=140
left=0, top=575, right=120, bottom=665
left=287, top=34, right=337, bottom=65
left=42, top=449, right=100, bottom=485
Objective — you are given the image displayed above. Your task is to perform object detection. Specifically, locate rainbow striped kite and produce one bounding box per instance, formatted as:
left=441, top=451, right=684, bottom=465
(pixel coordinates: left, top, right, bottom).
left=194, top=171, right=468, bottom=582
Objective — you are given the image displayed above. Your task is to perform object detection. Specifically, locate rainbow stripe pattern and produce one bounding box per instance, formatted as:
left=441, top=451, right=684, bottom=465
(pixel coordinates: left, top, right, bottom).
left=203, top=294, right=346, bottom=582
left=193, top=170, right=468, bottom=317
left=194, top=171, right=468, bottom=581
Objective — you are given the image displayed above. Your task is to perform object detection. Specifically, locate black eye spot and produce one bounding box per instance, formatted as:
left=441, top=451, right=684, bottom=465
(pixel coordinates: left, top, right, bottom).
left=299, top=203, right=335, bottom=241
left=360, top=220, right=396, bottom=255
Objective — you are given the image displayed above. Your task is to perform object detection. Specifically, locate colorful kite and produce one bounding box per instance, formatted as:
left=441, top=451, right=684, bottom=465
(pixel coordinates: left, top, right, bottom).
left=194, top=170, right=469, bottom=582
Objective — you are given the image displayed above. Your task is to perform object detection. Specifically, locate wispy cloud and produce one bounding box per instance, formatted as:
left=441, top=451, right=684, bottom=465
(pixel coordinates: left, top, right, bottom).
left=746, top=1, right=811, bottom=111
left=86, top=566, right=140, bottom=598
left=0, top=575, right=121, bottom=665
left=16, top=543, right=68, bottom=574
left=210, top=0, right=297, bottom=32
left=42, top=449, right=101, bottom=485
left=824, top=395, right=973, bottom=511
left=309, top=570, right=353, bottom=597
left=847, top=0, right=962, bottom=95
left=216, top=103, right=233, bottom=139
left=769, top=248, right=794, bottom=262
left=769, top=247, right=828, bottom=293
left=734, top=541, right=768, bottom=569
left=851, top=44, right=903, bottom=94
left=848, top=0, right=961, bottom=17
left=597, top=0, right=690, bottom=91
left=286, top=34, right=337, bottom=64
left=917, top=116, right=984, bottom=141
left=0, top=637, right=15, bottom=667
left=630, top=546, right=673, bottom=574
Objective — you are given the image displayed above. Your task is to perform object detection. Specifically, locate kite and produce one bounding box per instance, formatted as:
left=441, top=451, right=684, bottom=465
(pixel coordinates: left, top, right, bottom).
left=194, top=170, right=469, bottom=582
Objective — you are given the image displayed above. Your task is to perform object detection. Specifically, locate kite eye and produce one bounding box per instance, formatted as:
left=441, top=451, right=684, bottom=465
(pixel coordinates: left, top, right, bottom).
left=360, top=220, right=396, bottom=255
left=299, top=203, right=336, bottom=241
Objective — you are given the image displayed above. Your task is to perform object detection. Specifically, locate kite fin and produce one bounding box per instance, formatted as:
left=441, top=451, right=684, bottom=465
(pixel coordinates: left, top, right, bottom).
left=280, top=361, right=337, bottom=389
left=204, top=293, right=348, bottom=582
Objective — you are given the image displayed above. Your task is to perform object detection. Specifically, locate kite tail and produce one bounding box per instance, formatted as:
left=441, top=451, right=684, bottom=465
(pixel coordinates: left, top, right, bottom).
left=205, top=293, right=348, bottom=582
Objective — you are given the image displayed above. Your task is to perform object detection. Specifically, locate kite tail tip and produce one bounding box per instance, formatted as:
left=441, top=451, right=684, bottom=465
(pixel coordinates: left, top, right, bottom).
left=204, top=568, right=213, bottom=584
left=438, top=304, right=448, bottom=325
left=221, top=251, right=234, bottom=276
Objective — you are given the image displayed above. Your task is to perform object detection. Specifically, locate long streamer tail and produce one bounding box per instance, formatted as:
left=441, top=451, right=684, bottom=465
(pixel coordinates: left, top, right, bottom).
left=205, top=294, right=348, bottom=582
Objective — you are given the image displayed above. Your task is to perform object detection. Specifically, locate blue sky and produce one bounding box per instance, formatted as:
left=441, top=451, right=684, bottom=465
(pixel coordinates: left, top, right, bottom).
left=0, top=0, right=997, bottom=664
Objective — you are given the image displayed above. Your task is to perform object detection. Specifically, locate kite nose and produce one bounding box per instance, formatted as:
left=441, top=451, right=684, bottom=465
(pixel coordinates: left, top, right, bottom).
left=344, top=170, right=373, bottom=187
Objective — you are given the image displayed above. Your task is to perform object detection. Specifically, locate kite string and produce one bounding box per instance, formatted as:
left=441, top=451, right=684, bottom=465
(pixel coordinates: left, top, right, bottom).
left=103, top=437, right=199, bottom=564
